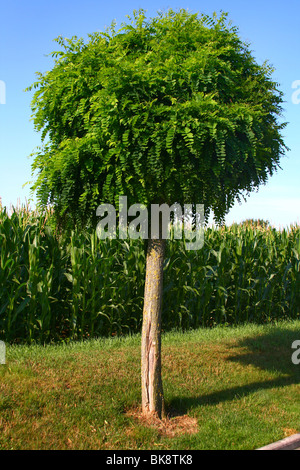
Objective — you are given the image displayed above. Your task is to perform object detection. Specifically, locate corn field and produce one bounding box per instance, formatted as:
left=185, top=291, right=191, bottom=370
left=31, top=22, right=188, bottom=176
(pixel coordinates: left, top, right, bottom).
left=0, top=205, right=299, bottom=344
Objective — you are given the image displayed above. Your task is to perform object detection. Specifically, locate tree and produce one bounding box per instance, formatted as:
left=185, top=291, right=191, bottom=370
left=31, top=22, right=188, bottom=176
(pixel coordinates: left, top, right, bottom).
left=241, top=218, right=271, bottom=229
left=27, top=9, right=287, bottom=419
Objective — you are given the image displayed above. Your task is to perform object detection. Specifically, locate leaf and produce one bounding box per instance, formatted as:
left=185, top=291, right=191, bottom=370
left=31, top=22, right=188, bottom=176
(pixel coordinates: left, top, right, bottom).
left=65, top=273, right=73, bottom=283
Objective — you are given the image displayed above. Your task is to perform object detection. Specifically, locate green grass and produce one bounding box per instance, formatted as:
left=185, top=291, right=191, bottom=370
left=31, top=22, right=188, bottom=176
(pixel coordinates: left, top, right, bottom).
left=1, top=320, right=299, bottom=450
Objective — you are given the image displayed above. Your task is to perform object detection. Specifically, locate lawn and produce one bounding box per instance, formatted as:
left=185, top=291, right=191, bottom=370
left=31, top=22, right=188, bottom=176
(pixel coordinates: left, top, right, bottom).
left=0, top=320, right=299, bottom=450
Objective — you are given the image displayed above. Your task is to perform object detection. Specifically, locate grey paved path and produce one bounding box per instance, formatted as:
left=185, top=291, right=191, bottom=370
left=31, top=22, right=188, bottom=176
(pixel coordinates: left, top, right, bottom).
left=257, top=434, right=300, bottom=450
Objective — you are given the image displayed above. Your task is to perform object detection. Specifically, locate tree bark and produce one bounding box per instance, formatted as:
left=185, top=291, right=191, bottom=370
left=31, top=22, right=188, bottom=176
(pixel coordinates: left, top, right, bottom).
left=141, top=237, right=166, bottom=419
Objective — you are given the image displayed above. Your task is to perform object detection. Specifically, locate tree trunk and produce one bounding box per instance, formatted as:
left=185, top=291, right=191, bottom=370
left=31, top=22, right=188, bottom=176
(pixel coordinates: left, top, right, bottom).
left=141, top=237, right=166, bottom=419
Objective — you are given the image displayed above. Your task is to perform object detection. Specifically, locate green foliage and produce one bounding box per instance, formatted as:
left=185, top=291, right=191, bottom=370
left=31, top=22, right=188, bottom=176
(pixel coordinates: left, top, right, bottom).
left=1, top=206, right=299, bottom=344
left=26, top=8, right=288, bottom=227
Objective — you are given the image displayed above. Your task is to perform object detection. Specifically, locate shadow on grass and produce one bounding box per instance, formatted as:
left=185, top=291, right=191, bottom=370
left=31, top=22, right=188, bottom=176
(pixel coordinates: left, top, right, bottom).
left=168, top=326, right=300, bottom=414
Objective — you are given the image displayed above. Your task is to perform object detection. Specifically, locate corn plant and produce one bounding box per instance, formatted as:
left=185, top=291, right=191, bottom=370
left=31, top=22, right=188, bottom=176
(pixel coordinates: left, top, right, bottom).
left=0, top=205, right=299, bottom=343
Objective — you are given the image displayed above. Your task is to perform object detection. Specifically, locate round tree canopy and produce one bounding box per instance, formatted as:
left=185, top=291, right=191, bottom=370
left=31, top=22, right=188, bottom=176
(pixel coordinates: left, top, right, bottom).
left=27, top=9, right=288, bottom=227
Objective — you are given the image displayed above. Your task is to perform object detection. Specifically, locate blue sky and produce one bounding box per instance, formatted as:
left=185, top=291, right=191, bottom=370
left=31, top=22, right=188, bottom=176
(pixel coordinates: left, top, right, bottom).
left=0, top=0, right=299, bottom=227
